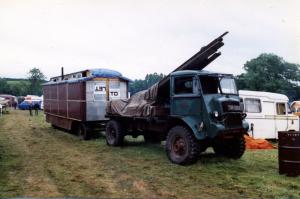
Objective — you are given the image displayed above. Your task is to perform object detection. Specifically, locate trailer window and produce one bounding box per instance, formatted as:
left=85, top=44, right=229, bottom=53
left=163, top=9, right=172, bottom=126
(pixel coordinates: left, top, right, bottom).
left=276, top=103, right=286, bottom=115
left=174, top=76, right=193, bottom=94
left=244, top=98, right=261, bottom=113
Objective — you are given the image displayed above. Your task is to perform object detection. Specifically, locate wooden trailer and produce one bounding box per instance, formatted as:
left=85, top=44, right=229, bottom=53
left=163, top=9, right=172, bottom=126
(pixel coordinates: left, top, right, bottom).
left=43, top=68, right=130, bottom=139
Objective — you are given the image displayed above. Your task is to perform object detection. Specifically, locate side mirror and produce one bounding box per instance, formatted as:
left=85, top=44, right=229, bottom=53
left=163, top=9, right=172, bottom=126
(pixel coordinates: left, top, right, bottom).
left=239, top=97, right=245, bottom=112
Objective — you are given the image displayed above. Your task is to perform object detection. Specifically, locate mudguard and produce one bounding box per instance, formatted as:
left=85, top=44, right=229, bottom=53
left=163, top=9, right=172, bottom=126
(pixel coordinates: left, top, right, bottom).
left=180, top=116, right=207, bottom=140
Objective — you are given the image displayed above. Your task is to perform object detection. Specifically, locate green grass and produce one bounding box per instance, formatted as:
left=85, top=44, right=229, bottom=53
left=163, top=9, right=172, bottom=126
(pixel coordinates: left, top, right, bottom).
left=0, top=110, right=299, bottom=198
left=0, top=117, right=23, bottom=197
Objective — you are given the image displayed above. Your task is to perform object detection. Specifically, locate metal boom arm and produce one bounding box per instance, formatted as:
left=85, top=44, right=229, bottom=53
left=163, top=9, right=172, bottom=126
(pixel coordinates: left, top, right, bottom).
left=157, top=31, right=229, bottom=100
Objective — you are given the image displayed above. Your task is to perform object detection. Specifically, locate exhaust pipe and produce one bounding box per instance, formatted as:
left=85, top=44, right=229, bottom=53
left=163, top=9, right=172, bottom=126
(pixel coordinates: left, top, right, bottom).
left=61, top=67, right=64, bottom=80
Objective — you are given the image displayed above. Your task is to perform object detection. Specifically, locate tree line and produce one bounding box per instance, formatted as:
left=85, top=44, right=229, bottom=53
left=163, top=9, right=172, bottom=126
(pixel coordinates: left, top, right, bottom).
left=128, top=73, right=165, bottom=94
left=0, top=68, right=46, bottom=96
left=235, top=53, right=300, bottom=101
left=1, top=53, right=300, bottom=101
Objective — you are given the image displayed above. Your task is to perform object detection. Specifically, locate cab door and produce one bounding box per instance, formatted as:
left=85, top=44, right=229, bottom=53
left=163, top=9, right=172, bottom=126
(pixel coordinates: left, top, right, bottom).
left=170, top=75, right=200, bottom=116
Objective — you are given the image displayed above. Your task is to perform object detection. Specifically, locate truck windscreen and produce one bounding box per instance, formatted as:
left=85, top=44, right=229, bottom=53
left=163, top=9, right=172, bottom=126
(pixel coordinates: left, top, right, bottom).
left=199, top=76, right=237, bottom=95
left=200, top=76, right=220, bottom=94
left=219, top=77, right=238, bottom=95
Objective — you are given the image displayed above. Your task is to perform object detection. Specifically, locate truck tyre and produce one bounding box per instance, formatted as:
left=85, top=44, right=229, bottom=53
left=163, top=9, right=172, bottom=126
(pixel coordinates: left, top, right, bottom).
left=213, top=135, right=245, bottom=159
left=78, top=123, right=91, bottom=140
left=166, top=126, right=200, bottom=165
left=106, top=120, right=124, bottom=146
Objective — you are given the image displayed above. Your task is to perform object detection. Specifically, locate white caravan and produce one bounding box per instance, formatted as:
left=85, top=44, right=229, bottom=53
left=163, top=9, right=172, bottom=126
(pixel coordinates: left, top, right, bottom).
left=239, top=90, right=299, bottom=139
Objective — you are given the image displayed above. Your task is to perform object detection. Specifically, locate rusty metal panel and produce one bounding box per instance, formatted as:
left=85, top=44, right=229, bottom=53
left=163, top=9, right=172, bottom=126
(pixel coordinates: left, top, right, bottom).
left=67, top=82, right=86, bottom=121
left=43, top=86, right=51, bottom=113
left=46, top=114, right=72, bottom=130
left=58, top=101, right=67, bottom=117
left=68, top=82, right=85, bottom=100
left=68, top=101, right=85, bottom=120
left=278, top=131, right=300, bottom=177
left=50, top=99, right=58, bottom=115
left=58, top=83, right=67, bottom=100
left=50, top=85, right=58, bottom=99
left=43, top=85, right=51, bottom=99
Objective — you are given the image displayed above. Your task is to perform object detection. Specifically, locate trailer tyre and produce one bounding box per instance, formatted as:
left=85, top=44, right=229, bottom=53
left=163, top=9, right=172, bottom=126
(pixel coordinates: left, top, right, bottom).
left=213, top=135, right=245, bottom=159
left=51, top=124, right=58, bottom=129
left=78, top=123, right=91, bottom=140
left=106, top=120, right=124, bottom=146
left=166, top=126, right=200, bottom=165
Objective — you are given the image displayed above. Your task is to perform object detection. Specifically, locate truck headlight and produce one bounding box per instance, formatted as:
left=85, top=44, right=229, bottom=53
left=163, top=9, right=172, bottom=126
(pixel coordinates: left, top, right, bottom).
left=213, top=111, right=219, bottom=118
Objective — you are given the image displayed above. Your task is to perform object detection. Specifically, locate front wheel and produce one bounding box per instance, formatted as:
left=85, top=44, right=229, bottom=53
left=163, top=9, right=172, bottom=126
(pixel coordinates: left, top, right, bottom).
left=166, top=126, right=200, bottom=165
left=213, top=135, right=246, bottom=159
left=105, top=120, right=124, bottom=146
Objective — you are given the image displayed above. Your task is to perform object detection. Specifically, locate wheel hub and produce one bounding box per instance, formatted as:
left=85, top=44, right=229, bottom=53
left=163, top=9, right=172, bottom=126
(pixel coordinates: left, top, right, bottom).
left=173, top=137, right=186, bottom=156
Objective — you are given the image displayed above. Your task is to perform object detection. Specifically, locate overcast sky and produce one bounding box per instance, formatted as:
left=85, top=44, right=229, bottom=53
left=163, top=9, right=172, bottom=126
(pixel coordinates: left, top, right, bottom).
left=0, top=0, right=299, bottom=80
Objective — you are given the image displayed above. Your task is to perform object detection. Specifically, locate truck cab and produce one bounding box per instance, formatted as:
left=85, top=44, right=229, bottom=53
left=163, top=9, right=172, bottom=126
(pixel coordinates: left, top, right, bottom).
left=165, top=70, right=249, bottom=164
left=170, top=70, right=248, bottom=138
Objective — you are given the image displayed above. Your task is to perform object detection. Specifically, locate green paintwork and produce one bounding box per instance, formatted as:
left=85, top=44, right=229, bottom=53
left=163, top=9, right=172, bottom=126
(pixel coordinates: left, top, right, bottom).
left=170, top=70, right=249, bottom=140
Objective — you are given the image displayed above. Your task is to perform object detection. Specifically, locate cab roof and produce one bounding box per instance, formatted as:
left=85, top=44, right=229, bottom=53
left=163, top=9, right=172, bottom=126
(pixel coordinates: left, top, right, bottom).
left=170, top=70, right=233, bottom=77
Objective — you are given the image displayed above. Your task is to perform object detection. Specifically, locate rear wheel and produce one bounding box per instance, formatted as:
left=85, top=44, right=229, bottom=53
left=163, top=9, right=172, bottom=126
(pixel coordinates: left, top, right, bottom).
left=166, top=126, right=200, bottom=165
left=213, top=135, right=245, bottom=159
left=106, top=120, right=124, bottom=146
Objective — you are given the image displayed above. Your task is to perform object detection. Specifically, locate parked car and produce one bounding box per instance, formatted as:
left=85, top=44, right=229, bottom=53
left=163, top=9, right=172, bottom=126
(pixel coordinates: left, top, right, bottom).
left=18, top=100, right=41, bottom=110
left=239, top=90, right=299, bottom=139
left=291, top=101, right=300, bottom=116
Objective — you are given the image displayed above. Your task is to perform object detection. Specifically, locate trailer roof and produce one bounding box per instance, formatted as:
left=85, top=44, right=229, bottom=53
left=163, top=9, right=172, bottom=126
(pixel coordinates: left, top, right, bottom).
left=44, top=68, right=131, bottom=85
left=239, top=90, right=288, bottom=101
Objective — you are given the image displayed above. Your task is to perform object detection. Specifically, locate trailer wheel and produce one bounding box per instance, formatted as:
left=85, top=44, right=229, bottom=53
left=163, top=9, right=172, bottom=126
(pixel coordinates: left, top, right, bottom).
left=106, top=120, right=124, bottom=146
left=166, top=126, right=200, bottom=165
left=51, top=124, right=58, bottom=129
left=213, top=135, right=245, bottom=159
left=78, top=123, right=91, bottom=140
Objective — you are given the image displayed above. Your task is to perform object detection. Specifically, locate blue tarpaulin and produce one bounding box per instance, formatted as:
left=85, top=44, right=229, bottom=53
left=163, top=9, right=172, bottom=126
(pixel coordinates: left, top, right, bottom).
left=43, top=68, right=131, bottom=85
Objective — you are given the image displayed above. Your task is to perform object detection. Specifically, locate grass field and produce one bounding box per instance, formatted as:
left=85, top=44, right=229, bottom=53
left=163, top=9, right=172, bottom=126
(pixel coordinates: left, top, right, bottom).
left=0, top=110, right=299, bottom=198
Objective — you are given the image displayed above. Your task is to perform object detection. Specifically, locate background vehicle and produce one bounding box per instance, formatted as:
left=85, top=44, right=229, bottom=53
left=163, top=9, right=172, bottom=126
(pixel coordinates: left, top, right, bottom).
left=105, top=32, right=249, bottom=165
left=291, top=101, right=300, bottom=117
left=0, top=94, right=17, bottom=107
left=18, top=100, right=41, bottom=110
left=239, top=90, right=299, bottom=139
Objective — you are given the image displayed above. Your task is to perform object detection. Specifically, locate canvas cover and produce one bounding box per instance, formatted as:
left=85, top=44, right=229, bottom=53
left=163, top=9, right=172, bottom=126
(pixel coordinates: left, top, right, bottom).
left=106, top=32, right=228, bottom=117
left=106, top=83, right=159, bottom=117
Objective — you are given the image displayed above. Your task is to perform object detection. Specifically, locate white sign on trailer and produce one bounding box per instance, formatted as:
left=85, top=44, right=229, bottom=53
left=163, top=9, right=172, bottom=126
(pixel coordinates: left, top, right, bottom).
left=94, top=82, right=106, bottom=94
left=109, top=88, right=120, bottom=99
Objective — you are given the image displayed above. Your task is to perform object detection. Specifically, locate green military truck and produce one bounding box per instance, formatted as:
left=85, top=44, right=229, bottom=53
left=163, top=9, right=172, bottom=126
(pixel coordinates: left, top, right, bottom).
left=105, top=32, right=249, bottom=165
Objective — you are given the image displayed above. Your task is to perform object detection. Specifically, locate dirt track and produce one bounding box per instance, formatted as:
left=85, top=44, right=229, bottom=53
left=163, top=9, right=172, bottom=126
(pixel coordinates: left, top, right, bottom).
left=0, top=110, right=299, bottom=198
